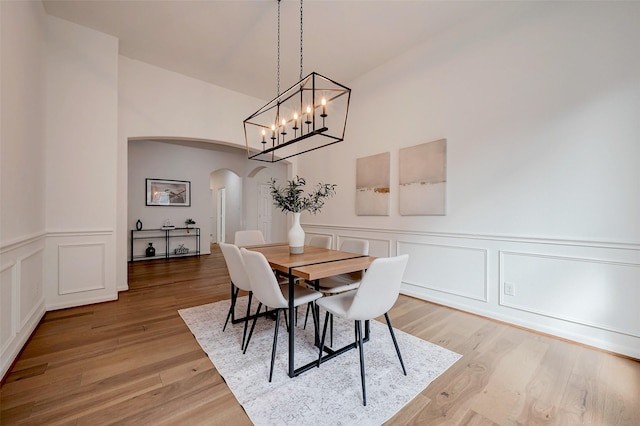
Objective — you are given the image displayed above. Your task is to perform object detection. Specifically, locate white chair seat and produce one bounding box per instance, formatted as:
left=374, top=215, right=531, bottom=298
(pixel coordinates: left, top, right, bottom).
left=317, top=276, right=361, bottom=294
left=281, top=284, right=322, bottom=305
left=314, top=289, right=355, bottom=317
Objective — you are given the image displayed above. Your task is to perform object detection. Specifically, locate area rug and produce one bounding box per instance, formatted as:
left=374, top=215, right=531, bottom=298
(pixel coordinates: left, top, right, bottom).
left=179, top=297, right=461, bottom=425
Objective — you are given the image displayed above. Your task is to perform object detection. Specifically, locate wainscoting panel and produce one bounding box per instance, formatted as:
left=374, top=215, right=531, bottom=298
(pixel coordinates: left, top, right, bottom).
left=1, top=262, right=16, bottom=355
left=45, top=230, right=116, bottom=311
left=58, top=243, right=106, bottom=295
left=500, top=251, right=640, bottom=338
left=398, top=241, right=488, bottom=302
left=302, top=223, right=640, bottom=358
left=19, top=248, right=44, bottom=328
left=365, top=238, right=392, bottom=258
left=0, top=235, right=46, bottom=379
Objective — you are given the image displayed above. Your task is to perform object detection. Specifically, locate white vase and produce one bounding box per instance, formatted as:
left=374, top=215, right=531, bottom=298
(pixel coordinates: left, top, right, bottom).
left=288, top=212, right=305, bottom=254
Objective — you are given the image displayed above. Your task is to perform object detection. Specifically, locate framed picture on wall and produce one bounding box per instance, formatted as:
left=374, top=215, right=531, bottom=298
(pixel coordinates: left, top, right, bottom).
left=146, top=178, right=191, bottom=207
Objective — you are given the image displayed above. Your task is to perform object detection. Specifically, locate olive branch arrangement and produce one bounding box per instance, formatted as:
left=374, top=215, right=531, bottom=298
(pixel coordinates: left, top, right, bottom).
left=268, top=176, right=337, bottom=214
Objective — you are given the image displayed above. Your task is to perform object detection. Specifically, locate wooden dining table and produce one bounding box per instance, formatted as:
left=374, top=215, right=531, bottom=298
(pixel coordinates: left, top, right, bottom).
left=246, top=242, right=375, bottom=378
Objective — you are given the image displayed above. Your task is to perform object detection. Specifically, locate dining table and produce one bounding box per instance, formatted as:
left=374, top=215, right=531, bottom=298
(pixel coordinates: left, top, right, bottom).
left=246, top=242, right=376, bottom=378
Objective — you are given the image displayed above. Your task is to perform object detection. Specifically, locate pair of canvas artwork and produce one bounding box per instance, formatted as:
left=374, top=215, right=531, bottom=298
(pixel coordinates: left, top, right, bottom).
left=356, top=139, right=446, bottom=216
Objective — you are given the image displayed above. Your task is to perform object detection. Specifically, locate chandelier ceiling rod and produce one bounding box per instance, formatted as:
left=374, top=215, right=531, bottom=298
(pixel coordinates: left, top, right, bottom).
left=299, top=0, right=303, bottom=81
left=243, top=0, right=351, bottom=163
left=277, top=0, right=280, bottom=97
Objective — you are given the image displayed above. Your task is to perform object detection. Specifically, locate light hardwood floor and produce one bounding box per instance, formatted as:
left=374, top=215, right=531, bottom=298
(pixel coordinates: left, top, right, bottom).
left=1, top=246, right=639, bottom=425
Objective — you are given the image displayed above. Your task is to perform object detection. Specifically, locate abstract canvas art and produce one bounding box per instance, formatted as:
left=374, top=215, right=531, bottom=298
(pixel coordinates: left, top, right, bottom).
left=356, top=152, right=390, bottom=216
left=399, top=139, right=446, bottom=215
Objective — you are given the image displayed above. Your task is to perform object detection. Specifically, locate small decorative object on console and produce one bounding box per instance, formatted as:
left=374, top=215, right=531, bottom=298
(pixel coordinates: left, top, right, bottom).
left=174, top=244, right=189, bottom=255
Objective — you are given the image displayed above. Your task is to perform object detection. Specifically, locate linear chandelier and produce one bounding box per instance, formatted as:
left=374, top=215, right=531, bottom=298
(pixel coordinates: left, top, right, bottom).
left=244, top=0, right=351, bottom=163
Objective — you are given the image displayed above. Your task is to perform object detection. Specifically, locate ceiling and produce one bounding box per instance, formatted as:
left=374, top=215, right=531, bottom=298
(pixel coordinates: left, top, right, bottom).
left=42, top=0, right=497, bottom=101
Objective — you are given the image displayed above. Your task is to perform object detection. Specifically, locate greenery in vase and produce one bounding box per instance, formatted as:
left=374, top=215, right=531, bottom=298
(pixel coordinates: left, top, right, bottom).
left=185, top=218, right=196, bottom=226
left=269, top=176, right=337, bottom=214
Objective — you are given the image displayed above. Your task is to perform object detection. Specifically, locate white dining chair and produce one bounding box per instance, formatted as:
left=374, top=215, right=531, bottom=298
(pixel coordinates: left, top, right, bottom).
left=234, top=230, right=265, bottom=247
left=316, top=254, right=409, bottom=406
left=303, top=238, right=369, bottom=341
left=308, top=235, right=332, bottom=249
left=317, top=238, right=369, bottom=293
left=240, top=248, right=322, bottom=382
left=219, top=243, right=254, bottom=350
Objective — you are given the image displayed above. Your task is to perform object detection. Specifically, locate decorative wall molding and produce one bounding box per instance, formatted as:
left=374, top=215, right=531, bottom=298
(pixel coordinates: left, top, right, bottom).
left=0, top=262, right=17, bottom=355
left=0, top=231, right=46, bottom=254
left=58, top=243, right=107, bottom=295
left=46, top=229, right=114, bottom=237
left=398, top=240, right=488, bottom=302
left=18, top=247, right=45, bottom=329
left=499, top=250, right=640, bottom=338
left=0, top=242, right=46, bottom=380
left=303, top=223, right=639, bottom=251
left=301, top=223, right=640, bottom=358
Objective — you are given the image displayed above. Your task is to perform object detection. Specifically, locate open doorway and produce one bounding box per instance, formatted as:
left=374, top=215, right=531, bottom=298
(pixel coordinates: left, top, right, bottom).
left=217, top=187, right=226, bottom=243
left=258, top=183, right=273, bottom=242
left=210, top=169, right=241, bottom=245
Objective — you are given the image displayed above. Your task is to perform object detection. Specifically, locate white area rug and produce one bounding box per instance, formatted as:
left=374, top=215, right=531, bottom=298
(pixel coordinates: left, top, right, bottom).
left=179, top=297, right=461, bottom=425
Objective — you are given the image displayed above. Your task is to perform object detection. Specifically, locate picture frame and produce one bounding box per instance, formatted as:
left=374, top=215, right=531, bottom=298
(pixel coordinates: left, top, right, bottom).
left=146, top=178, right=191, bottom=207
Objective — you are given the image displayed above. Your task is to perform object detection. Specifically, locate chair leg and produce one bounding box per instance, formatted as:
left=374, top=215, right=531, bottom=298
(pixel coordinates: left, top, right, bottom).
left=311, top=302, right=320, bottom=345
left=356, top=320, right=367, bottom=406
left=384, top=312, right=407, bottom=375
left=303, top=301, right=311, bottom=329
left=317, top=311, right=331, bottom=368
left=243, top=302, right=262, bottom=354
left=241, top=291, right=253, bottom=350
left=269, top=309, right=281, bottom=382
left=223, top=285, right=239, bottom=332
left=330, top=313, right=334, bottom=347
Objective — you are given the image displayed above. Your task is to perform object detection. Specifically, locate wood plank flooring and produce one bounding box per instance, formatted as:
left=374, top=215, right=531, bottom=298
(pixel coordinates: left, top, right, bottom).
left=1, top=245, right=639, bottom=425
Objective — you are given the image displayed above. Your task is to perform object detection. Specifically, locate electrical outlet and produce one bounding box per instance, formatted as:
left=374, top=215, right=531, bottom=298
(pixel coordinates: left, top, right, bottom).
left=504, top=282, right=515, bottom=296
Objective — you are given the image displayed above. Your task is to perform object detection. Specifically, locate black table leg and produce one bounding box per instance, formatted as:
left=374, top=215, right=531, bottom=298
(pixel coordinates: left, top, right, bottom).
left=288, top=268, right=295, bottom=378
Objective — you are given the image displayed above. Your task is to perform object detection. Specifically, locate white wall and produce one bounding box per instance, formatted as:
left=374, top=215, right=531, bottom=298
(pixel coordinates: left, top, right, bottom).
left=0, top=0, right=47, bottom=380
left=298, top=2, right=640, bottom=357
left=44, top=15, right=119, bottom=310
left=1, top=6, right=119, bottom=377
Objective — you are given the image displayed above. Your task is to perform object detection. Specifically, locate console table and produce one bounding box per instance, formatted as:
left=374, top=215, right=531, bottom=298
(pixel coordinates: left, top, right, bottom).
left=130, top=228, right=200, bottom=262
